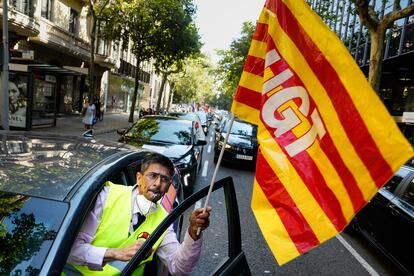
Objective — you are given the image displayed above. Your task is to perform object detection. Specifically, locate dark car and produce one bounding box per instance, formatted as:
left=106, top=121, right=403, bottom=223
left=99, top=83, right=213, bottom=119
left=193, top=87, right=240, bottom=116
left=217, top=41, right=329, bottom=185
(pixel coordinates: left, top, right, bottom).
left=0, top=131, right=182, bottom=275
left=347, top=163, right=414, bottom=275
left=168, top=112, right=206, bottom=143
left=214, top=119, right=258, bottom=165
left=0, top=131, right=251, bottom=275
left=118, top=116, right=206, bottom=196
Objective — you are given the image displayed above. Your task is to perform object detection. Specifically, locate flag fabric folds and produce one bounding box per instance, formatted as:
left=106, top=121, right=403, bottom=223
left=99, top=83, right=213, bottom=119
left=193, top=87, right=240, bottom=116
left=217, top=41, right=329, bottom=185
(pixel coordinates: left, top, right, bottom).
left=231, top=0, right=413, bottom=265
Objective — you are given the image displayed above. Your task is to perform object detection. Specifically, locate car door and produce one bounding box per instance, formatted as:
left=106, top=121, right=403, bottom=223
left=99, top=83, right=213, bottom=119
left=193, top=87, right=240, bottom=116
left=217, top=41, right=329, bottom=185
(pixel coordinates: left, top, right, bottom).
left=355, top=167, right=413, bottom=248
left=385, top=176, right=414, bottom=273
left=120, top=177, right=251, bottom=276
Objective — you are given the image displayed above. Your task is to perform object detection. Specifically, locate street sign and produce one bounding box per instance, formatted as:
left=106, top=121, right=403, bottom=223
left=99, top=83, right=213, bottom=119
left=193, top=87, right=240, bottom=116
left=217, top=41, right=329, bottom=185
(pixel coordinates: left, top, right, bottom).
left=402, top=112, right=414, bottom=124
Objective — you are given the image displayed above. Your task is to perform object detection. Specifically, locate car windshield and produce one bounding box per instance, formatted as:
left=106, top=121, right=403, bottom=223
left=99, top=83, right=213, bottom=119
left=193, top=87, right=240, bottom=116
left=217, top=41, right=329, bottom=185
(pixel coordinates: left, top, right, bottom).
left=177, top=113, right=197, bottom=121
left=0, top=192, right=67, bottom=275
left=223, top=121, right=257, bottom=136
left=0, top=133, right=123, bottom=200
left=125, top=118, right=192, bottom=145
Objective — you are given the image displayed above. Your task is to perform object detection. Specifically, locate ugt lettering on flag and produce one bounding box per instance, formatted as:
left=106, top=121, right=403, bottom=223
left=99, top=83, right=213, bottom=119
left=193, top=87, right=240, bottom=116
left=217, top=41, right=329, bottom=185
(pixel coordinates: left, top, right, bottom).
left=231, top=0, right=414, bottom=265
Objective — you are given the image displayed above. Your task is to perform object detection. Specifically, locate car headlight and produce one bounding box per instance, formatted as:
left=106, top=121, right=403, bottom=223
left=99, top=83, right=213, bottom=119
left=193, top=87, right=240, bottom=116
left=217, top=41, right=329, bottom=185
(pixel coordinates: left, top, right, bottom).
left=218, top=141, right=232, bottom=150
left=176, top=154, right=192, bottom=168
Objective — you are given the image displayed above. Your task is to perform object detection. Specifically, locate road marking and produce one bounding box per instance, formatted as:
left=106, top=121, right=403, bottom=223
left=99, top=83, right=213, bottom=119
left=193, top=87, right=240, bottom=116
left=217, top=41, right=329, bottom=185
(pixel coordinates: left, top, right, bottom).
left=336, top=235, right=380, bottom=276
left=209, top=137, right=213, bottom=142
left=194, top=200, right=202, bottom=210
left=207, top=145, right=211, bottom=153
left=202, top=161, right=209, bottom=177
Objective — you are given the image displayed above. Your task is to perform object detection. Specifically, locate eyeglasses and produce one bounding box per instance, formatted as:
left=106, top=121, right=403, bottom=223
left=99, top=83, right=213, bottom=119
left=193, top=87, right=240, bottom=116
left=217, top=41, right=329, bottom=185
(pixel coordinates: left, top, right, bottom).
left=144, top=172, right=172, bottom=184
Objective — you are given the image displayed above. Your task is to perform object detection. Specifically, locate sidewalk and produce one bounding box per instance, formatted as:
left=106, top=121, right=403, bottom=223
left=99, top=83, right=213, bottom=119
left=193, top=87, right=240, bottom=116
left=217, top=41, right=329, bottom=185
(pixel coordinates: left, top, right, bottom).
left=40, top=112, right=140, bottom=137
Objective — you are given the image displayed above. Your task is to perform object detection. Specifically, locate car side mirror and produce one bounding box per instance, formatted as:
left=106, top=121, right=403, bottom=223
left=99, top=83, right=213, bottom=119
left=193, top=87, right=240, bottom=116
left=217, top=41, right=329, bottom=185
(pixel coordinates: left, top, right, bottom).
left=117, top=128, right=126, bottom=135
left=195, top=140, right=207, bottom=146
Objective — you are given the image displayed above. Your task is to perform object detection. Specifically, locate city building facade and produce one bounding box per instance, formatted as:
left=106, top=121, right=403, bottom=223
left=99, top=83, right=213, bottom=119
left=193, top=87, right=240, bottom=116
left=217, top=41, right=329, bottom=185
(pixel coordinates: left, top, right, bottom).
left=1, top=0, right=167, bottom=130
left=308, top=0, right=414, bottom=141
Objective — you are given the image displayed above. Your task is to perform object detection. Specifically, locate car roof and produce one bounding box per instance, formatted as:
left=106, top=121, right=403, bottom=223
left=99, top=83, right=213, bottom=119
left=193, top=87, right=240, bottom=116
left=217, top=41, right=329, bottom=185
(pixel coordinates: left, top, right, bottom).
left=0, top=131, right=134, bottom=201
left=138, top=115, right=193, bottom=125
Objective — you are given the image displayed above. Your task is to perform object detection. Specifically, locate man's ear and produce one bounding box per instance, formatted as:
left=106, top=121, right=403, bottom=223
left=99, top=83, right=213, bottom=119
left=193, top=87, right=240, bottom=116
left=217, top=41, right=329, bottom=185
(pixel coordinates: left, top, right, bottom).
left=136, top=172, right=143, bottom=184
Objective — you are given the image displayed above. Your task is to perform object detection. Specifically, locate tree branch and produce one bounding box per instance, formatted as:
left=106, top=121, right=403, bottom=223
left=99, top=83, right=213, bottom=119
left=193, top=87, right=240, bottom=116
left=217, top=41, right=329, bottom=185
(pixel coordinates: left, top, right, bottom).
left=355, top=0, right=379, bottom=31
left=97, top=0, right=111, bottom=16
left=383, top=3, right=414, bottom=28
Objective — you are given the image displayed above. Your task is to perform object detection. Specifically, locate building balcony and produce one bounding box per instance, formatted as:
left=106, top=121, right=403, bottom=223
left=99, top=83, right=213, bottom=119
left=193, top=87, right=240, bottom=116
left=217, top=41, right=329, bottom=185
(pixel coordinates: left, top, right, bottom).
left=27, top=17, right=90, bottom=60
left=1, top=5, right=39, bottom=38
left=95, top=53, right=116, bottom=69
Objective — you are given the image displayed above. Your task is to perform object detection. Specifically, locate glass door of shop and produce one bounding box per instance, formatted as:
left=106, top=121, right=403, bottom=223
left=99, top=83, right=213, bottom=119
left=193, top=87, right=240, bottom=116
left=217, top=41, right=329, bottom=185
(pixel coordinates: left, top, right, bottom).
left=32, top=73, right=57, bottom=127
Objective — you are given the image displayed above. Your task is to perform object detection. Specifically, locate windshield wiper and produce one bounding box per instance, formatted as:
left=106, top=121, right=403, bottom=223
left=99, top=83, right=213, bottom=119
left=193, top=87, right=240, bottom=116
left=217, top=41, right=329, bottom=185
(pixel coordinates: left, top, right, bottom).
left=150, top=139, right=175, bottom=144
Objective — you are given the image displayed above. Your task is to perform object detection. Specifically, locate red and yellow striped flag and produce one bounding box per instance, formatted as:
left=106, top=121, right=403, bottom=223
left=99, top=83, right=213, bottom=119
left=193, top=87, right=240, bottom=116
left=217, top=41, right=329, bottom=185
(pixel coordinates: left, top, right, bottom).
left=231, top=0, right=414, bottom=265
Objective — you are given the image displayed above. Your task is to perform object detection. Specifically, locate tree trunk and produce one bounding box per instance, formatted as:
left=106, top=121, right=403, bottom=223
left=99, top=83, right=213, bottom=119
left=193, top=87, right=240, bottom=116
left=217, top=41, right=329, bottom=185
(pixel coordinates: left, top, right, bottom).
left=89, top=10, right=97, bottom=101
left=129, top=59, right=141, bottom=122
left=368, top=27, right=385, bottom=93
left=155, top=73, right=168, bottom=113
left=166, top=83, right=174, bottom=112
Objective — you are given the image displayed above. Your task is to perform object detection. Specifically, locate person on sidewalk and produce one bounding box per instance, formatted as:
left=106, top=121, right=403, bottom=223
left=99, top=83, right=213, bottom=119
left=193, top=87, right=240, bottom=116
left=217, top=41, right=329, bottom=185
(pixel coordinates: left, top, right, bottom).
left=82, top=98, right=96, bottom=130
left=67, top=153, right=211, bottom=275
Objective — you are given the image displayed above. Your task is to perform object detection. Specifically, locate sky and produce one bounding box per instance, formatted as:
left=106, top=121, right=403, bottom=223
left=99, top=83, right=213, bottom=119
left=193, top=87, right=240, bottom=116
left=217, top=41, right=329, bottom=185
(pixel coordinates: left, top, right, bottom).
left=194, top=0, right=264, bottom=63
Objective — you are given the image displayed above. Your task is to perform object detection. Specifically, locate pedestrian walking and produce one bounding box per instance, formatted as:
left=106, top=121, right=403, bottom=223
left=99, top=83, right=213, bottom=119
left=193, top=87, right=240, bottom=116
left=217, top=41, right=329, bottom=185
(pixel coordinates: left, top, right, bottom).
left=82, top=98, right=96, bottom=130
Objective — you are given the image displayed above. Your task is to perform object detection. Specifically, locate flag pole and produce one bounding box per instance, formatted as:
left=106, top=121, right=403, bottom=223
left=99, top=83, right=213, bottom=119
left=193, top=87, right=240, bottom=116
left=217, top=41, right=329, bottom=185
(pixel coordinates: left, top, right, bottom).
left=197, top=112, right=235, bottom=235
left=1, top=0, right=10, bottom=130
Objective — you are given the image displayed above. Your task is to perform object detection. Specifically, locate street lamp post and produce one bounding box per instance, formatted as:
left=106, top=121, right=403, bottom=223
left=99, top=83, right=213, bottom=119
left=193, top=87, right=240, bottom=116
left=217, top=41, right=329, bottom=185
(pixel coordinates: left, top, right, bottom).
left=1, top=0, right=10, bottom=130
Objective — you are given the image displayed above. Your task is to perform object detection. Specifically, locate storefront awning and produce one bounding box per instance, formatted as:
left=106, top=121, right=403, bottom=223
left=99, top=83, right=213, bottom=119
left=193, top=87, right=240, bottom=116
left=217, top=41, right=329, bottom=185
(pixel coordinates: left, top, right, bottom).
left=63, top=66, right=88, bottom=75
left=28, top=64, right=84, bottom=75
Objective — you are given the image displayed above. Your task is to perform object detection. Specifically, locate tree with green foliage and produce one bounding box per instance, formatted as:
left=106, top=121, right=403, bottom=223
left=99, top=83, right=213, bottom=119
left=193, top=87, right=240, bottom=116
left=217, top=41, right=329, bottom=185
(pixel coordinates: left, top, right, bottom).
left=152, top=0, right=201, bottom=113
left=216, top=22, right=255, bottom=109
left=100, top=0, right=160, bottom=122
left=171, top=56, right=216, bottom=105
left=100, top=0, right=200, bottom=120
left=87, top=0, right=113, bottom=101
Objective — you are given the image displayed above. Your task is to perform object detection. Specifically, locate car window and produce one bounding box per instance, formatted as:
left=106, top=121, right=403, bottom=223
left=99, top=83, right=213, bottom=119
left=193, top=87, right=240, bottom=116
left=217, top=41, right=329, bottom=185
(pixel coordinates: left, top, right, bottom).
left=109, top=170, right=128, bottom=185
left=0, top=135, right=124, bottom=200
left=125, top=119, right=192, bottom=145
left=382, top=167, right=411, bottom=194
left=178, top=114, right=197, bottom=121
left=400, top=180, right=414, bottom=206
left=224, top=121, right=257, bottom=136
left=0, top=192, right=67, bottom=275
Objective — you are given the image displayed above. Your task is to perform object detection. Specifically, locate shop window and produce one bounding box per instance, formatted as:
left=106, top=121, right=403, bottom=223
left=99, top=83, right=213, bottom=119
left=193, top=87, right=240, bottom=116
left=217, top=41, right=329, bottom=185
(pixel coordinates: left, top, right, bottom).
left=32, top=73, right=57, bottom=127
left=9, top=73, right=29, bottom=129
left=60, top=76, right=75, bottom=114
left=69, top=9, right=78, bottom=34
left=41, top=0, right=53, bottom=20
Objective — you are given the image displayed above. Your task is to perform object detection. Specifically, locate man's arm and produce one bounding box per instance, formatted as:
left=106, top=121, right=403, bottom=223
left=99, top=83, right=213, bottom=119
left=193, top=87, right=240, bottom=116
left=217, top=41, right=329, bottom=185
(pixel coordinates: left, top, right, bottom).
left=104, top=240, right=145, bottom=262
left=67, top=187, right=109, bottom=270
left=156, top=207, right=211, bottom=275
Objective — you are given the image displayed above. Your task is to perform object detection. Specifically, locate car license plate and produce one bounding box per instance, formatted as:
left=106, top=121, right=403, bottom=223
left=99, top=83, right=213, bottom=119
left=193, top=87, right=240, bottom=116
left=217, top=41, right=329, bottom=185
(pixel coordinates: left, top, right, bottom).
left=236, top=154, right=253, bottom=161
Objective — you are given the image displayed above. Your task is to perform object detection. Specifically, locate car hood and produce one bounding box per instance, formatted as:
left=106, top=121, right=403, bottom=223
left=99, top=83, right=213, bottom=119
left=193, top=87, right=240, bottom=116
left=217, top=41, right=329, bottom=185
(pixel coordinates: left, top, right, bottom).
left=121, top=138, right=192, bottom=161
left=225, top=134, right=257, bottom=149
left=0, top=131, right=131, bottom=200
